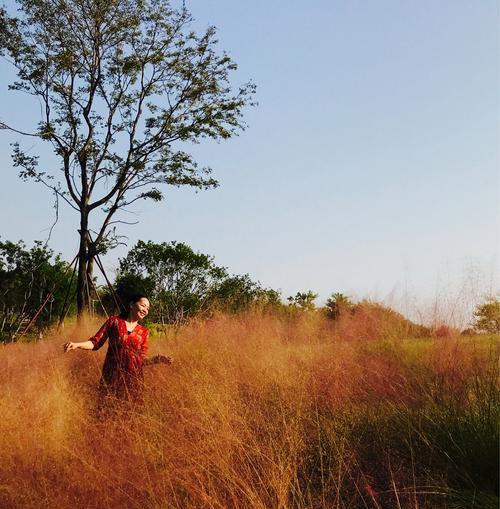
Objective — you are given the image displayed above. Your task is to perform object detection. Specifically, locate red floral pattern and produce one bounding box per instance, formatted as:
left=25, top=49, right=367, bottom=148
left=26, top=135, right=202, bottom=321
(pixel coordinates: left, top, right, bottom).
left=89, top=316, right=149, bottom=401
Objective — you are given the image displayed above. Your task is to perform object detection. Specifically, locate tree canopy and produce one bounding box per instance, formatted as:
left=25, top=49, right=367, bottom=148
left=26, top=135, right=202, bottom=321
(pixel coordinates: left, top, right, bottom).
left=473, top=297, right=500, bottom=334
left=0, top=0, right=255, bottom=313
left=115, top=240, right=280, bottom=324
left=325, top=292, right=354, bottom=320
left=287, top=291, right=318, bottom=311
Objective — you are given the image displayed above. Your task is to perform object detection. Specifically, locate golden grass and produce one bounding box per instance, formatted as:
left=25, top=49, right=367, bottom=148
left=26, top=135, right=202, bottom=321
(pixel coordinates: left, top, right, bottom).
left=0, top=310, right=498, bottom=509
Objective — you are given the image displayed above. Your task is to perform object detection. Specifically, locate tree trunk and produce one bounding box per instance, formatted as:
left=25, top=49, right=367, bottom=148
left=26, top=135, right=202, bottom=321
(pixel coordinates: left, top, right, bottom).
left=86, top=254, right=95, bottom=312
left=76, top=215, right=91, bottom=318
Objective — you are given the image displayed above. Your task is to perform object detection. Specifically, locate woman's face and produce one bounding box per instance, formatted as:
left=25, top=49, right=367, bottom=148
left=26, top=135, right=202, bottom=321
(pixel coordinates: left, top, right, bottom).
left=130, top=297, right=150, bottom=320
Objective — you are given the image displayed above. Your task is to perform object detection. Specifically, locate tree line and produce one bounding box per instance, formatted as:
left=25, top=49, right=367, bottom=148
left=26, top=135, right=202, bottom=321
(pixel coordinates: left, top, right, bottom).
left=0, top=238, right=280, bottom=339
left=1, top=238, right=498, bottom=341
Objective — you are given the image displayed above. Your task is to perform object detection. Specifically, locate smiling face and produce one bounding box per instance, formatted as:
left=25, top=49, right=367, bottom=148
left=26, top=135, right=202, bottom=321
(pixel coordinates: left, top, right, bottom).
left=129, top=297, right=150, bottom=321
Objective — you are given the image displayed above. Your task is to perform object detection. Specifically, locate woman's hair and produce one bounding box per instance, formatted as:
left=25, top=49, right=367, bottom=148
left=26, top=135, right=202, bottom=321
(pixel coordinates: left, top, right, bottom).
left=118, top=293, right=149, bottom=319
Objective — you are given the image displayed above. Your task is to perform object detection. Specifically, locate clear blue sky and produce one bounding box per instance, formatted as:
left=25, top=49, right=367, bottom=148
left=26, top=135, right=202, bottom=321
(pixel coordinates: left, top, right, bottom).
left=0, top=0, right=498, bottom=324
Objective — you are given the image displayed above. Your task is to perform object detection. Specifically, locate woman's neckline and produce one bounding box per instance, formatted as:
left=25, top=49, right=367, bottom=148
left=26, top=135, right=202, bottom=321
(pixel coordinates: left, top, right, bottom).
left=121, top=316, right=139, bottom=333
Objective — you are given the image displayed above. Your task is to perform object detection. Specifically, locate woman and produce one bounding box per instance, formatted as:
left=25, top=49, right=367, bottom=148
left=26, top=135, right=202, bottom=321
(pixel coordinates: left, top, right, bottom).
left=64, top=294, right=171, bottom=404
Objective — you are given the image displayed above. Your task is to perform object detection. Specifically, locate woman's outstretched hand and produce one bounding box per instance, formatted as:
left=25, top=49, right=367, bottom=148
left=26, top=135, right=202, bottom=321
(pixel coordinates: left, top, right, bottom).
left=64, top=341, right=78, bottom=352
left=63, top=340, right=94, bottom=352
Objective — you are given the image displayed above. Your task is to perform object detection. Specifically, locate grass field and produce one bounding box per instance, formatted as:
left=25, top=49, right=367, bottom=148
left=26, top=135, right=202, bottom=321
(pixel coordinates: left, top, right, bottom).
left=0, top=310, right=498, bottom=509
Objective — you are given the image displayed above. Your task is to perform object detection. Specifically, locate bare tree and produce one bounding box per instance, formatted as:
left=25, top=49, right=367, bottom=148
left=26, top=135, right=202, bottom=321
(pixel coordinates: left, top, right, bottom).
left=0, top=0, right=255, bottom=314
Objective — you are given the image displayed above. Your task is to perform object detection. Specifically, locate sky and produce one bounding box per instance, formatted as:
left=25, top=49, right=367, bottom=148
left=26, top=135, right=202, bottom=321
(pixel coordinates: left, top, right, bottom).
left=0, top=0, right=498, bottom=325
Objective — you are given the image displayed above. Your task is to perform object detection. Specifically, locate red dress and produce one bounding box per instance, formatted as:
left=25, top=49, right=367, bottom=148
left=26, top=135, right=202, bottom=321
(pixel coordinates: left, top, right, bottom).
left=89, top=316, right=149, bottom=401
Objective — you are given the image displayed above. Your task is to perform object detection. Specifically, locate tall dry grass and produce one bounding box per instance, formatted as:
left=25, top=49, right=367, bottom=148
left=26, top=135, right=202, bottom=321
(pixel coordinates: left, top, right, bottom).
left=0, top=310, right=498, bottom=509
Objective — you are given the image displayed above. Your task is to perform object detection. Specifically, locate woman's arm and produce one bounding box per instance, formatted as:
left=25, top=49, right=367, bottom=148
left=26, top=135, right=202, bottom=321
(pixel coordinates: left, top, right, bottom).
left=64, top=340, right=94, bottom=352
left=63, top=317, right=114, bottom=353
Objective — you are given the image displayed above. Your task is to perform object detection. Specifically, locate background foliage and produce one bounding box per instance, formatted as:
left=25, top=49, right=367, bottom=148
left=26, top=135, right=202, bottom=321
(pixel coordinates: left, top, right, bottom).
left=0, top=237, right=497, bottom=341
left=0, top=239, right=76, bottom=340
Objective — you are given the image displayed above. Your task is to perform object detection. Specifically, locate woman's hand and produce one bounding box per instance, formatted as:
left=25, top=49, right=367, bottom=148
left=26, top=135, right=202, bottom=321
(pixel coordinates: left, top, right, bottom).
left=64, top=341, right=78, bottom=352
left=63, top=340, right=94, bottom=352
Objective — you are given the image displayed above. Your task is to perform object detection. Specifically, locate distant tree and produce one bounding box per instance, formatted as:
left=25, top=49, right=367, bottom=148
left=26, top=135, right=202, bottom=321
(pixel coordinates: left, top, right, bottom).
left=209, top=274, right=281, bottom=313
left=288, top=291, right=318, bottom=311
left=254, top=287, right=282, bottom=308
left=0, top=0, right=255, bottom=316
left=0, top=239, right=75, bottom=339
left=460, top=328, right=476, bottom=337
left=116, top=240, right=227, bottom=324
left=325, top=292, right=354, bottom=320
left=473, top=298, right=500, bottom=334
